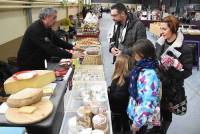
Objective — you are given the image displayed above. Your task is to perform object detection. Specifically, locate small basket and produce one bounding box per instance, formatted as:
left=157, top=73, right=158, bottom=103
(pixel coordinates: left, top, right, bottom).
left=82, top=54, right=102, bottom=65
left=82, top=45, right=102, bottom=65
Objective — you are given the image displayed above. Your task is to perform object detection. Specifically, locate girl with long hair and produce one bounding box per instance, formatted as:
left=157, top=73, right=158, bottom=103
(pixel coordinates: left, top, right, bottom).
left=108, top=54, right=131, bottom=133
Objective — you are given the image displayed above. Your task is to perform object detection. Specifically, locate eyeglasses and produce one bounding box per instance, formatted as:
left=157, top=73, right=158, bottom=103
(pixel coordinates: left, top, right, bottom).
left=111, top=13, right=120, bottom=17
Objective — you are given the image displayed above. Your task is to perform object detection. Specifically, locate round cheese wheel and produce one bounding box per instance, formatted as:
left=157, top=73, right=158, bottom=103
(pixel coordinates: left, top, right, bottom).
left=7, top=88, right=43, bottom=108
left=92, top=129, right=104, bottom=134
left=86, top=47, right=100, bottom=55
left=92, top=114, right=107, bottom=130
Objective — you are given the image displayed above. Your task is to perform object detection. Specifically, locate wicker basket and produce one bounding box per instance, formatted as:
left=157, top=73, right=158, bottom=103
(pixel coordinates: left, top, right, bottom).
left=82, top=54, right=102, bottom=65
left=82, top=45, right=102, bottom=65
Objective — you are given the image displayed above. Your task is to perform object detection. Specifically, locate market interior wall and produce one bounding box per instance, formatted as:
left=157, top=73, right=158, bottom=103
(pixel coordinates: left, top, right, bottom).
left=0, top=6, right=79, bottom=62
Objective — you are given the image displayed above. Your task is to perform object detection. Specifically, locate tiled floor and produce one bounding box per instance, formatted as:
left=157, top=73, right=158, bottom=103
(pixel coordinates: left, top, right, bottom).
left=99, top=13, right=200, bottom=134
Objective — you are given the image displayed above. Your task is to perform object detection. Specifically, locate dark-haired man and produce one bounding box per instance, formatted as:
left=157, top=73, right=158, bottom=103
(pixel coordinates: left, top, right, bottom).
left=109, top=3, right=146, bottom=63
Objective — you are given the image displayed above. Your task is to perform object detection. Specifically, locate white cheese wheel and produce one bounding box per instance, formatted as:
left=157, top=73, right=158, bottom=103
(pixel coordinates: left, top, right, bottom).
left=7, top=88, right=43, bottom=108
left=92, top=114, right=107, bottom=130
left=79, top=128, right=92, bottom=134
left=92, top=129, right=105, bottom=134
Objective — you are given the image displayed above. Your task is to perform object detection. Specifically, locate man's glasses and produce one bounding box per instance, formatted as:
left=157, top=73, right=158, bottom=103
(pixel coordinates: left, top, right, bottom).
left=111, top=13, right=120, bottom=17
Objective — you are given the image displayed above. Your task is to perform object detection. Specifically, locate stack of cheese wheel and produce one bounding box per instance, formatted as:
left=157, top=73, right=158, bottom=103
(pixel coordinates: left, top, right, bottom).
left=5, top=88, right=53, bottom=124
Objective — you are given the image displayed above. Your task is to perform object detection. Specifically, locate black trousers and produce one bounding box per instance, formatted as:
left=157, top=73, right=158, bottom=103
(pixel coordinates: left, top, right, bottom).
left=135, top=126, right=148, bottom=134
left=111, top=112, right=130, bottom=133
left=160, top=97, right=172, bottom=134
left=160, top=108, right=172, bottom=134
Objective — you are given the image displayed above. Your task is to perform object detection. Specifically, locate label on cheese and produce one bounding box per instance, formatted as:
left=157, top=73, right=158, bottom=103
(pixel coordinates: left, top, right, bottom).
left=13, top=71, right=37, bottom=80
left=43, top=88, right=54, bottom=96
left=18, top=106, right=37, bottom=114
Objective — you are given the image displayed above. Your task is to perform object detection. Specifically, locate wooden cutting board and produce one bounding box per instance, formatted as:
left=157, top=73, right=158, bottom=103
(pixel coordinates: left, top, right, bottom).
left=5, top=99, right=53, bottom=124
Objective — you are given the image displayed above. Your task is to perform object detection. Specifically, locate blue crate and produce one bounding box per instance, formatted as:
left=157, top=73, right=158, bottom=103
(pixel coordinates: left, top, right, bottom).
left=0, top=127, right=26, bottom=134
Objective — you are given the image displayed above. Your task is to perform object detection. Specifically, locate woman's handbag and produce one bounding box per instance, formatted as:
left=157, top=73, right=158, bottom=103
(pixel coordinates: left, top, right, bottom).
left=165, top=78, right=188, bottom=116
left=169, top=96, right=187, bottom=115
left=169, top=80, right=187, bottom=115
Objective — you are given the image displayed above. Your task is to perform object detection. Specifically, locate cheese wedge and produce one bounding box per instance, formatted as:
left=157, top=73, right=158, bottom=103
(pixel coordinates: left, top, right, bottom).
left=7, top=88, right=43, bottom=108
left=42, top=87, right=54, bottom=96
left=4, top=70, right=56, bottom=94
left=18, top=106, right=37, bottom=114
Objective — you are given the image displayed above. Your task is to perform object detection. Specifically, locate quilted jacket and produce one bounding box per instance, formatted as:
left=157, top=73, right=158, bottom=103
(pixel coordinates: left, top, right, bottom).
left=127, top=69, right=161, bottom=128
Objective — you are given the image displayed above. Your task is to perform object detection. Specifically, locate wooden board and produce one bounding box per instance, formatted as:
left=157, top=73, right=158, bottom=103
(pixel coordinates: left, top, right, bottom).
left=5, top=99, right=53, bottom=124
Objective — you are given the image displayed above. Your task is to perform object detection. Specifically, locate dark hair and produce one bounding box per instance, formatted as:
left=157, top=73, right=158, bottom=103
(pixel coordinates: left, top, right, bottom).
left=162, top=15, right=179, bottom=34
left=121, top=48, right=132, bottom=57
left=111, top=3, right=127, bottom=14
left=132, top=39, right=157, bottom=60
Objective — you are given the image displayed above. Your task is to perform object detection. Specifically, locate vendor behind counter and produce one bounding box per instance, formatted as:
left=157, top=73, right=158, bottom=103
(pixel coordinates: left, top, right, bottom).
left=17, top=7, right=83, bottom=71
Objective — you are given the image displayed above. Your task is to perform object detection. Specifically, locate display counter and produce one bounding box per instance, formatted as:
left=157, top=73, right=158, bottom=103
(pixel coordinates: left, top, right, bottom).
left=60, top=65, right=113, bottom=134
left=60, top=81, right=113, bottom=134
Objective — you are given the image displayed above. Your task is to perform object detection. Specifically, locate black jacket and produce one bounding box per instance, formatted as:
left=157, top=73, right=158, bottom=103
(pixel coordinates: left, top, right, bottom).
left=156, top=33, right=193, bottom=106
left=108, top=75, right=130, bottom=113
left=17, top=20, right=73, bottom=71
left=0, top=61, right=12, bottom=96
left=109, top=12, right=146, bottom=53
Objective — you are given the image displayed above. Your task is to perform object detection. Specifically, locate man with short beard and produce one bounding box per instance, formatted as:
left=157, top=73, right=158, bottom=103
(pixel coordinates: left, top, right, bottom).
left=109, top=3, right=146, bottom=63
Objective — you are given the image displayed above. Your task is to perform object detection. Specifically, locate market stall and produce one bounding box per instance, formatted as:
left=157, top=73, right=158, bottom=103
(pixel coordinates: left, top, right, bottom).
left=76, top=23, right=100, bottom=38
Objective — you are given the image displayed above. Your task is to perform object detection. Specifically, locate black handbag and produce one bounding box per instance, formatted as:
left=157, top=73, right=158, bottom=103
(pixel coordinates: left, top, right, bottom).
left=161, top=86, right=187, bottom=116
left=167, top=79, right=187, bottom=115
left=169, top=96, right=187, bottom=115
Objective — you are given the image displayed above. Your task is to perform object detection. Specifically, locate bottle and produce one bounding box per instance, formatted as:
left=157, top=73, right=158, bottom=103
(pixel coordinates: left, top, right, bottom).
left=72, top=58, right=80, bottom=69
